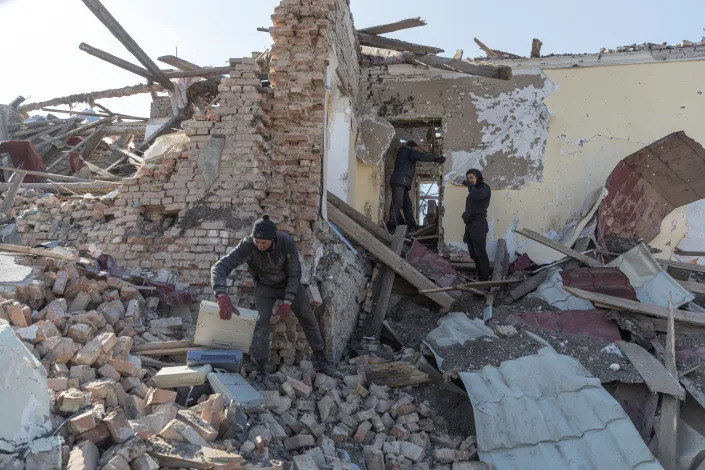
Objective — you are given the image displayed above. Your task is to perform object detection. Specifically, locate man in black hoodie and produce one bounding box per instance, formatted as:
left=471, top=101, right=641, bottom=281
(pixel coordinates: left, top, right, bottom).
left=388, top=141, right=446, bottom=231
left=462, top=169, right=491, bottom=281
left=211, top=215, right=341, bottom=385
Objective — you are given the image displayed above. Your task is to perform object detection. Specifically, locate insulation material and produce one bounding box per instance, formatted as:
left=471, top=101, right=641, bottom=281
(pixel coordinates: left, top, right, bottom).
left=459, top=347, right=662, bottom=470
left=607, top=243, right=694, bottom=308
left=528, top=267, right=595, bottom=310
left=518, top=186, right=607, bottom=265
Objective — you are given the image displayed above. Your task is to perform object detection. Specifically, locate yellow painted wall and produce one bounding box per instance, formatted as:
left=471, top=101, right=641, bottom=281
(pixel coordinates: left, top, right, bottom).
left=354, top=159, right=382, bottom=223
left=441, top=60, right=705, bottom=255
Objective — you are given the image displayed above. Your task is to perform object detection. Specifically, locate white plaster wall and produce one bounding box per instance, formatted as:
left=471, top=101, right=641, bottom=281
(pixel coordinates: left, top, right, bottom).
left=444, top=60, right=705, bottom=260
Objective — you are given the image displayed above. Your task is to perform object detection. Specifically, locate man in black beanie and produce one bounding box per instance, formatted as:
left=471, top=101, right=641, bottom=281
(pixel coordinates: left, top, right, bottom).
left=211, top=215, right=341, bottom=385
left=462, top=169, right=491, bottom=281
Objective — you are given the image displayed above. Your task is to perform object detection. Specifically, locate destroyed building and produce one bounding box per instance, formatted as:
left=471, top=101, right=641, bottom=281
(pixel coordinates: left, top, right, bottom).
left=2, top=0, right=705, bottom=469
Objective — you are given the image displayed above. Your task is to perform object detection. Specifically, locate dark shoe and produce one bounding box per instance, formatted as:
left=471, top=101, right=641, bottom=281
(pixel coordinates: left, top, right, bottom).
left=312, top=351, right=343, bottom=379
left=255, top=361, right=275, bottom=390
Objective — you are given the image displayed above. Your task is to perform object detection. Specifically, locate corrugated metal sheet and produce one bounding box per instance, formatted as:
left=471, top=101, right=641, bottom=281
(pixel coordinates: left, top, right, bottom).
left=599, top=131, right=705, bottom=245
left=459, top=348, right=663, bottom=470
left=528, top=267, right=595, bottom=310
left=512, top=309, right=621, bottom=341
left=607, top=243, right=694, bottom=308
left=560, top=267, right=638, bottom=300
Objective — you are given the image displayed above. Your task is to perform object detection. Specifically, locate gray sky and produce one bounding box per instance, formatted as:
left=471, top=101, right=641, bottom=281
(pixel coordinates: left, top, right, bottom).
left=2, top=0, right=704, bottom=117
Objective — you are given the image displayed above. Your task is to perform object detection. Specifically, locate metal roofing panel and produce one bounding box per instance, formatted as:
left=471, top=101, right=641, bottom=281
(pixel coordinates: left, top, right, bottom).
left=512, top=309, right=621, bottom=342
left=459, top=348, right=663, bottom=470
left=560, top=267, right=638, bottom=300
left=528, top=267, right=595, bottom=310
left=607, top=243, right=694, bottom=308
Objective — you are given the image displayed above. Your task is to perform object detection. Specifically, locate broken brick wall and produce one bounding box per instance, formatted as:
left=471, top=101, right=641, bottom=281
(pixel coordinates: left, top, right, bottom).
left=149, top=97, right=172, bottom=120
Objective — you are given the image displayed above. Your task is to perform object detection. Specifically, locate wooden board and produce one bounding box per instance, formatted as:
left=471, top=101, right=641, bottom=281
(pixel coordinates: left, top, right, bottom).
left=327, top=191, right=391, bottom=245
left=564, top=287, right=705, bottom=327
left=327, top=204, right=454, bottom=309
left=365, top=225, right=407, bottom=337
left=365, top=362, right=430, bottom=388
left=617, top=341, right=684, bottom=399
left=515, top=228, right=604, bottom=268
left=357, top=32, right=443, bottom=54
left=403, top=52, right=512, bottom=80
left=357, top=17, right=426, bottom=35
left=658, top=297, right=680, bottom=470
left=657, top=258, right=705, bottom=274
left=509, top=271, right=548, bottom=301
left=678, top=280, right=705, bottom=294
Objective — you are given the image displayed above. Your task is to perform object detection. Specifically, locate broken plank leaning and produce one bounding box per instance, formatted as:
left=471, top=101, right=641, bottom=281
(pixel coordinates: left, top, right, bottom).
left=402, top=52, right=512, bottom=80
left=18, top=83, right=163, bottom=113
left=0, top=171, right=26, bottom=219
left=658, top=296, right=680, bottom=470
left=563, top=287, right=705, bottom=327
left=158, top=55, right=203, bottom=71
left=356, top=32, right=443, bottom=54
left=657, top=258, right=705, bottom=274
left=135, top=115, right=180, bottom=152
left=357, top=17, right=427, bottom=35
left=515, top=228, right=604, bottom=268
left=484, top=238, right=508, bottom=322
left=81, top=0, right=174, bottom=90
left=509, top=270, right=548, bottom=301
left=327, top=191, right=391, bottom=245
left=418, top=279, right=519, bottom=293
left=80, top=42, right=159, bottom=82
left=365, top=225, right=407, bottom=338
left=327, top=204, right=454, bottom=309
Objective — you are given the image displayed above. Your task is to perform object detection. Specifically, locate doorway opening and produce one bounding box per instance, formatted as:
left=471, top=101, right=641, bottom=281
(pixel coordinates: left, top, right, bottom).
left=385, top=118, right=444, bottom=251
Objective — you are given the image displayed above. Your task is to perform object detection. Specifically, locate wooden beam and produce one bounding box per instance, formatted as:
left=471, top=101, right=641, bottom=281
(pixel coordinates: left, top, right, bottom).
left=135, top=115, right=180, bottom=152
left=509, top=271, right=548, bottom=301
left=357, top=17, right=426, bottom=35
left=0, top=171, right=25, bottom=218
left=365, top=225, right=407, bottom=338
left=95, top=122, right=146, bottom=136
left=0, top=166, right=114, bottom=183
left=41, top=108, right=148, bottom=121
left=418, top=279, right=520, bottom=293
left=0, top=243, right=93, bottom=265
left=79, top=129, right=107, bottom=160
left=45, top=116, right=115, bottom=147
left=108, top=144, right=143, bottom=164
left=658, top=296, right=680, bottom=470
left=18, top=83, right=164, bottom=113
left=327, top=204, right=454, bottom=309
left=0, top=181, right=118, bottom=194
left=474, top=37, right=498, bottom=57
left=402, top=52, right=512, bottom=80
left=80, top=42, right=157, bottom=81
left=357, top=32, right=443, bottom=54
left=8, top=96, right=26, bottom=108
left=515, top=228, right=603, bottom=268
left=327, top=191, right=391, bottom=245
left=531, top=38, right=543, bottom=58
left=484, top=239, right=508, bottom=322
left=677, top=280, right=705, bottom=295
left=657, top=258, right=705, bottom=274
left=158, top=55, right=203, bottom=71
left=364, top=361, right=430, bottom=388
left=45, top=131, right=91, bottom=172
left=81, top=0, right=174, bottom=90
left=163, top=67, right=230, bottom=79
left=563, top=287, right=705, bottom=327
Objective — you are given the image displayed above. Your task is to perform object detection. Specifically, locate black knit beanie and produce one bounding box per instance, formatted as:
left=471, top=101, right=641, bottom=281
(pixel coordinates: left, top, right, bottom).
left=252, top=214, right=277, bottom=240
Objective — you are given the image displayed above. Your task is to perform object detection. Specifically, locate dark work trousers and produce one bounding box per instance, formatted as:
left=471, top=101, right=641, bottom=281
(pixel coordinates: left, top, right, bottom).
left=389, top=183, right=417, bottom=230
left=251, top=283, right=325, bottom=364
left=466, top=219, right=490, bottom=281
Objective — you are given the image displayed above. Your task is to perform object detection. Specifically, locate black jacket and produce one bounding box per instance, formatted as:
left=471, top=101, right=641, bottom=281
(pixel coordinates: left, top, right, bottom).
left=389, top=146, right=436, bottom=189
left=462, top=178, right=491, bottom=240
left=211, top=232, right=301, bottom=302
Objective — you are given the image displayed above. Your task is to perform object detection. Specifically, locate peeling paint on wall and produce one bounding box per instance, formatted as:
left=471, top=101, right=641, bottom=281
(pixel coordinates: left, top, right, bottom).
left=446, top=77, right=555, bottom=189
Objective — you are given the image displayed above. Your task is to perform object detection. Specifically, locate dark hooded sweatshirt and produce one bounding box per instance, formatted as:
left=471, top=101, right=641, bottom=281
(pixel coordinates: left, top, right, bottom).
left=210, top=232, right=301, bottom=302
left=462, top=170, right=491, bottom=238
left=389, top=146, right=436, bottom=189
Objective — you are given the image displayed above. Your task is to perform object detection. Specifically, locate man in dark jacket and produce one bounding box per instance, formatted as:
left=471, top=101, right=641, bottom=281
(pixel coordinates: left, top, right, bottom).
left=211, top=215, right=341, bottom=384
left=388, top=141, right=445, bottom=231
left=462, top=169, right=491, bottom=281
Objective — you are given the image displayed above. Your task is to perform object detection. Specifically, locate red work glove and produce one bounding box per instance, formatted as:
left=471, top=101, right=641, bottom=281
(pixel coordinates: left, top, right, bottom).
left=272, top=301, right=292, bottom=324
left=216, top=295, right=239, bottom=320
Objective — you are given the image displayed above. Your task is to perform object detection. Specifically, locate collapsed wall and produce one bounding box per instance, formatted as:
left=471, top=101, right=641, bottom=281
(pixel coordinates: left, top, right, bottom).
left=9, top=0, right=370, bottom=362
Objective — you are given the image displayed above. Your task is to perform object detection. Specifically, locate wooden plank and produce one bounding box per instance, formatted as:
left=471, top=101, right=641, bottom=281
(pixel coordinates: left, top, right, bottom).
left=135, top=115, right=180, bottom=152
left=357, top=32, right=443, bottom=54
left=158, top=55, right=203, bottom=71
left=365, top=225, right=407, bottom=337
left=484, top=239, right=508, bottom=322
left=473, top=37, right=498, bottom=57
left=563, top=287, right=705, bottom=327
left=509, top=271, right=548, bottom=301
left=41, top=108, right=148, bottom=121
left=108, top=144, right=142, bottom=165
left=18, top=83, right=163, bottom=113
left=402, top=52, right=512, bottom=80
left=617, top=341, right=684, bottom=399
left=357, top=17, right=426, bottom=35
left=0, top=181, right=118, bottom=194
left=79, top=129, right=107, bottom=160
left=678, top=280, right=705, bottom=294
left=163, top=67, right=230, bottom=79
left=658, top=296, right=680, bottom=470
left=531, top=38, right=543, bottom=58
left=0, top=171, right=25, bottom=218
left=418, top=279, right=519, bottom=294
left=327, top=204, right=454, bottom=309
left=515, top=228, right=604, bottom=268
left=0, top=243, right=93, bottom=265
left=45, top=116, right=115, bottom=147
left=132, top=340, right=192, bottom=352
left=80, top=42, right=158, bottom=82
left=327, top=191, right=391, bottom=245
left=81, top=0, right=174, bottom=90
left=364, top=361, right=430, bottom=388
left=0, top=166, right=113, bottom=183
left=657, top=258, right=705, bottom=274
